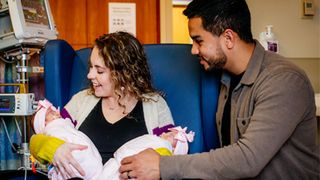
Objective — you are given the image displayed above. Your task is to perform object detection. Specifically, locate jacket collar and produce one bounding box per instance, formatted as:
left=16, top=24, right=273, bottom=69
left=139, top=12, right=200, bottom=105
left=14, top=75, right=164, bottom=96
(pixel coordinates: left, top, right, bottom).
left=241, top=40, right=265, bottom=85
left=221, top=40, right=266, bottom=87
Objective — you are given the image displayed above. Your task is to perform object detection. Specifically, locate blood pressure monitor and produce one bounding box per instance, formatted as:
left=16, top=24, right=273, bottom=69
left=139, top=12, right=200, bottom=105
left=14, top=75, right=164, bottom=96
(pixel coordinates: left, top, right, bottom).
left=0, top=93, right=36, bottom=116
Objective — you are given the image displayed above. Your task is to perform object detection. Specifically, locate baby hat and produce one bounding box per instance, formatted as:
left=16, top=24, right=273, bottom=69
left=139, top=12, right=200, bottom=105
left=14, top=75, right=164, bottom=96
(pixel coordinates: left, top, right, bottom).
left=33, top=99, right=58, bottom=134
left=169, top=126, right=195, bottom=155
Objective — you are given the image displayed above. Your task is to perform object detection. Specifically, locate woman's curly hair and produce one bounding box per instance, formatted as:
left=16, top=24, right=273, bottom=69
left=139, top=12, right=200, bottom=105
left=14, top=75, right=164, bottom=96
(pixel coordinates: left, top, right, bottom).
left=89, top=31, right=157, bottom=104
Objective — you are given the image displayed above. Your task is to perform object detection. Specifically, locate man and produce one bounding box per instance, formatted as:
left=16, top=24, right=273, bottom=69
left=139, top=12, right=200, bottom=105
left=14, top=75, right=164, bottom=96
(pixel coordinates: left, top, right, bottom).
left=119, top=0, right=320, bottom=179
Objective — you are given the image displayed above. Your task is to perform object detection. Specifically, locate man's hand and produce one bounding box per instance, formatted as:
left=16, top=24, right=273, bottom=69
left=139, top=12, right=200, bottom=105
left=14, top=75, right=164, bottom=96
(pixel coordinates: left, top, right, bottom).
left=52, top=142, right=87, bottom=179
left=119, top=148, right=161, bottom=180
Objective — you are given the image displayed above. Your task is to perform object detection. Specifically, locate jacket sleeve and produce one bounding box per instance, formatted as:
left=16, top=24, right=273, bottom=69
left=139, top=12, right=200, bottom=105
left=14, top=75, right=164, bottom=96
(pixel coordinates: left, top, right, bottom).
left=30, top=134, right=65, bottom=164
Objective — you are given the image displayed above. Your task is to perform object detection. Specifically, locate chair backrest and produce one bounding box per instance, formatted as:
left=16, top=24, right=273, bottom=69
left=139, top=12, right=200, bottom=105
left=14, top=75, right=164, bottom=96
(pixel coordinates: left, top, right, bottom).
left=41, top=40, right=90, bottom=108
left=41, top=40, right=220, bottom=153
left=144, top=44, right=220, bottom=152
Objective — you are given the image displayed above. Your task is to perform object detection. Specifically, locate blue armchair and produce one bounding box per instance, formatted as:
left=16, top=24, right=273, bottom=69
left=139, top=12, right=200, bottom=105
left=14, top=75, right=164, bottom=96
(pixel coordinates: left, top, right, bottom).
left=40, top=39, right=221, bottom=153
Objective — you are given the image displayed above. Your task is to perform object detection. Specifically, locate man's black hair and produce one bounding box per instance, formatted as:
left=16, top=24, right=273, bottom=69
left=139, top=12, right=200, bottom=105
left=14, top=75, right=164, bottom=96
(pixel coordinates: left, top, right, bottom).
left=183, top=0, right=254, bottom=43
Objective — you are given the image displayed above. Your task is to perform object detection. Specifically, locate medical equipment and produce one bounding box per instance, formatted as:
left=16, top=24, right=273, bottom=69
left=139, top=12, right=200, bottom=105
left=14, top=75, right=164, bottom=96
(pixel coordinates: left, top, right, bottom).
left=0, top=93, right=37, bottom=116
left=0, top=0, right=57, bottom=51
left=0, top=0, right=57, bottom=174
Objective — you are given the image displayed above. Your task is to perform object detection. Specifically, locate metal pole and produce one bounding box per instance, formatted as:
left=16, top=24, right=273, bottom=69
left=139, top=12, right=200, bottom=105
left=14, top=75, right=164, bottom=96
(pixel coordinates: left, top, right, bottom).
left=18, top=49, right=31, bottom=169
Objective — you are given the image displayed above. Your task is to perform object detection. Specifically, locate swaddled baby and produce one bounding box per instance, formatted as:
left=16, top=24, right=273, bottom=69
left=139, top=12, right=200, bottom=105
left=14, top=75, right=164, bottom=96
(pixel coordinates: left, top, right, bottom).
left=101, top=126, right=195, bottom=180
left=33, top=99, right=102, bottom=180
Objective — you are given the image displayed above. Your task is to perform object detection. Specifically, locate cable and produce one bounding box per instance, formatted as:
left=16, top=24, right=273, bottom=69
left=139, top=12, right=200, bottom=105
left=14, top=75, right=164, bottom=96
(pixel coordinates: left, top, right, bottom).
left=36, top=169, right=48, bottom=176
left=0, top=55, right=17, bottom=64
left=17, top=166, right=29, bottom=180
left=24, top=167, right=27, bottom=180
left=1, top=117, right=18, bottom=152
left=18, top=163, right=49, bottom=178
left=15, top=86, right=20, bottom=93
left=22, top=116, right=27, bottom=143
left=14, top=117, right=22, bottom=137
left=1, top=118, right=29, bottom=179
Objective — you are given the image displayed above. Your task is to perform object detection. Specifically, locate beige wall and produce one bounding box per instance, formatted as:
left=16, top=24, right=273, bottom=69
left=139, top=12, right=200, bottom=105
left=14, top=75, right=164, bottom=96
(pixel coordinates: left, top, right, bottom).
left=172, top=6, right=190, bottom=43
left=160, top=0, right=173, bottom=43
left=289, top=58, right=320, bottom=93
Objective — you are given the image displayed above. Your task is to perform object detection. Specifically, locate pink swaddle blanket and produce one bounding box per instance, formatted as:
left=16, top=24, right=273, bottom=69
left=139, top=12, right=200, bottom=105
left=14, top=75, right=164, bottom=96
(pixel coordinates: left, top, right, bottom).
left=33, top=99, right=103, bottom=180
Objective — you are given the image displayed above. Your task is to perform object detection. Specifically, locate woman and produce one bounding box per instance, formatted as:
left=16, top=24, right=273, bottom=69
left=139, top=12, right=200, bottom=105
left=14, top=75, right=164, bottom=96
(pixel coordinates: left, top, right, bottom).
left=30, top=31, right=174, bottom=179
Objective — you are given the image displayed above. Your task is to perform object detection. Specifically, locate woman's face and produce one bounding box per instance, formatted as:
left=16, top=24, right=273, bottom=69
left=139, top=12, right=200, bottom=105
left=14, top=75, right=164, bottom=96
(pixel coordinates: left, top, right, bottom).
left=87, top=46, right=115, bottom=97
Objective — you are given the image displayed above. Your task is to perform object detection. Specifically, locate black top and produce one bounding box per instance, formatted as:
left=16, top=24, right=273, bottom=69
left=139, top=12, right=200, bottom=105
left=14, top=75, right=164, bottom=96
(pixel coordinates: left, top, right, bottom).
left=78, top=99, right=147, bottom=164
left=221, top=72, right=244, bottom=146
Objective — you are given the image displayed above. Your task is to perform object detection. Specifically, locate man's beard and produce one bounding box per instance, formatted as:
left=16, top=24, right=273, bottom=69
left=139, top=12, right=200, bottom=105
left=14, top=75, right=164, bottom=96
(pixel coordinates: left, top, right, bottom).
left=203, top=52, right=227, bottom=72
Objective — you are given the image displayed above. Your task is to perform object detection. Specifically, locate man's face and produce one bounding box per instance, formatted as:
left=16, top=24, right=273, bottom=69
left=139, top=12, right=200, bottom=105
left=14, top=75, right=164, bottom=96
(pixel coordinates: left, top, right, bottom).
left=188, top=17, right=227, bottom=71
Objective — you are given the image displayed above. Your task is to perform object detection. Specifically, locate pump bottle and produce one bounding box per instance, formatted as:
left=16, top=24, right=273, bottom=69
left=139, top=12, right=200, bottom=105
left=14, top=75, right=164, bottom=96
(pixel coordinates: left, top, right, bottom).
left=258, top=25, right=279, bottom=53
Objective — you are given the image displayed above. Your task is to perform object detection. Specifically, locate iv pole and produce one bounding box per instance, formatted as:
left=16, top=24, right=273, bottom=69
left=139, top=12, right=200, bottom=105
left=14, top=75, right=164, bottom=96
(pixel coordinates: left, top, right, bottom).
left=17, top=48, right=31, bottom=169
left=1, top=47, right=42, bottom=169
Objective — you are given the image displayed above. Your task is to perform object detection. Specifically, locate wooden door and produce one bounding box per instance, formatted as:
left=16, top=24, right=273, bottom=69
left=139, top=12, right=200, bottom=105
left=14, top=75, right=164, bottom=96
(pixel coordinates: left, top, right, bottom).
left=49, top=0, right=88, bottom=50
left=49, top=0, right=160, bottom=50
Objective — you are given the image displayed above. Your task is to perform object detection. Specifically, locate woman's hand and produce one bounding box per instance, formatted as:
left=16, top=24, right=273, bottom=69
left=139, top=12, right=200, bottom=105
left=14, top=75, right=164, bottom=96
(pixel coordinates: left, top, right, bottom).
left=52, top=142, right=88, bottom=179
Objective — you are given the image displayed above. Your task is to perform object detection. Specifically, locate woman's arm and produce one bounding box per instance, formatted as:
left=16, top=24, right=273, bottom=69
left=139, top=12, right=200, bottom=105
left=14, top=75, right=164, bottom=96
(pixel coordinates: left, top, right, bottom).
left=30, top=134, right=87, bottom=179
left=30, top=134, right=65, bottom=164
left=157, top=95, right=175, bottom=126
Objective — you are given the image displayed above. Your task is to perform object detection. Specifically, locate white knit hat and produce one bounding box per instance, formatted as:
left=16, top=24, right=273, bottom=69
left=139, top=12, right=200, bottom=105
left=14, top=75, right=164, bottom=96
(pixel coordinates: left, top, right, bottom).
left=33, top=99, right=58, bottom=134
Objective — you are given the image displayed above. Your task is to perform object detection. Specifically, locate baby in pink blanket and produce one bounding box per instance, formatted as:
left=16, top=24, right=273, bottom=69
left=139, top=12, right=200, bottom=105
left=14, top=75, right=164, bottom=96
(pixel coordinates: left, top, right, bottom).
left=33, top=99, right=195, bottom=180
left=101, top=126, right=195, bottom=180
left=33, top=99, right=103, bottom=180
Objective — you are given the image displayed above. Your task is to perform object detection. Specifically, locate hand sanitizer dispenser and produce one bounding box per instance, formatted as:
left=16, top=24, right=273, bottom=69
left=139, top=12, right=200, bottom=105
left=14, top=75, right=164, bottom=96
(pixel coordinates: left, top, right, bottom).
left=258, top=25, right=279, bottom=53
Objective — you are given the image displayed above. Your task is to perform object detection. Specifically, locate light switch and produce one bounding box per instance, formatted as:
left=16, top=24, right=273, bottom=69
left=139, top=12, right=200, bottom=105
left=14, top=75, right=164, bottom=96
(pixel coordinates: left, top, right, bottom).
left=303, top=0, right=315, bottom=16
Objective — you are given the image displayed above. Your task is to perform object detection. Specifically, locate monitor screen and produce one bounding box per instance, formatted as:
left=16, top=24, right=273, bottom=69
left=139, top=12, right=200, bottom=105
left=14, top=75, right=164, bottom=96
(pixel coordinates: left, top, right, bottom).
left=0, top=13, right=14, bottom=38
left=0, top=0, right=58, bottom=50
left=21, top=0, right=50, bottom=30
left=0, top=97, right=11, bottom=111
left=0, top=95, right=14, bottom=113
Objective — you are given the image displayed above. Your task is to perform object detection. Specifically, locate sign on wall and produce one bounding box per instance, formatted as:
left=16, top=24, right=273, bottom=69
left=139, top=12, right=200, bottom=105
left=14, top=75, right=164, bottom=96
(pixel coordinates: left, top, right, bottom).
left=108, top=3, right=136, bottom=36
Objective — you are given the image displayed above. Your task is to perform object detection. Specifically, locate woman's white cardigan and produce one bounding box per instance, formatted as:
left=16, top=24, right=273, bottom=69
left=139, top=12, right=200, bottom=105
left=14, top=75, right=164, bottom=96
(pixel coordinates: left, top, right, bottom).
left=64, top=89, right=174, bottom=134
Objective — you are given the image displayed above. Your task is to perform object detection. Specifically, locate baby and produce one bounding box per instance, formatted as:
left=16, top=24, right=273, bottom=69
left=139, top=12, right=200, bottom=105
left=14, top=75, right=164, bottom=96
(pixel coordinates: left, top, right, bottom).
left=101, top=126, right=195, bottom=180
left=33, top=99, right=194, bottom=180
left=33, top=99, right=103, bottom=180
